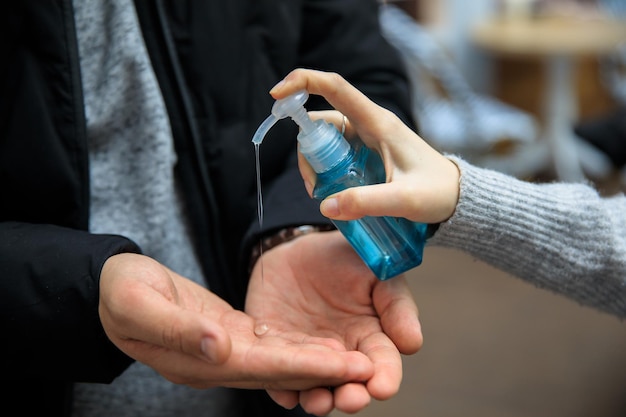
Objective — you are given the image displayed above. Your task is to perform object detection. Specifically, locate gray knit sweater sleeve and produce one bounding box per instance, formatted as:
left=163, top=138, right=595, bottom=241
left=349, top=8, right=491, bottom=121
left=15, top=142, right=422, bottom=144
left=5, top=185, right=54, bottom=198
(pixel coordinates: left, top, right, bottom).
left=428, top=156, right=626, bottom=318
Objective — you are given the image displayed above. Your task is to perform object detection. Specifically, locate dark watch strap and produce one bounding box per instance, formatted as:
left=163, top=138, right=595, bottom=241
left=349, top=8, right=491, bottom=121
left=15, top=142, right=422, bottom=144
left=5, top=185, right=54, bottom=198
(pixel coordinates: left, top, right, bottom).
left=249, top=224, right=335, bottom=273
left=248, top=221, right=440, bottom=274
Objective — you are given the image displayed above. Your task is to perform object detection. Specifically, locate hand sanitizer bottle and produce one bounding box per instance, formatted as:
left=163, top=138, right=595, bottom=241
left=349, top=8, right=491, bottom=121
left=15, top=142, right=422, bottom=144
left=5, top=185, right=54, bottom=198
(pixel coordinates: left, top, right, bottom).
left=252, top=90, right=428, bottom=280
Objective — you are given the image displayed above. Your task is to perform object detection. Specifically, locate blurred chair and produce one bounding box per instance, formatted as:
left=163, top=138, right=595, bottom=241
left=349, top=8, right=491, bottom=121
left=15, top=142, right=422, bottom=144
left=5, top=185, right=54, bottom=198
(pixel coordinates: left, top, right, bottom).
left=598, top=0, right=626, bottom=105
left=379, top=4, right=538, bottom=169
left=600, top=43, right=626, bottom=105
left=573, top=0, right=626, bottom=183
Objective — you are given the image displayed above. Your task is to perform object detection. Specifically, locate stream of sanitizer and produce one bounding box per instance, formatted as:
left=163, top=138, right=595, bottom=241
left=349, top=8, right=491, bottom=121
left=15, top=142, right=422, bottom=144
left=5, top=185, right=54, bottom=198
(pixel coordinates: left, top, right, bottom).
left=254, top=142, right=264, bottom=263
left=253, top=142, right=270, bottom=336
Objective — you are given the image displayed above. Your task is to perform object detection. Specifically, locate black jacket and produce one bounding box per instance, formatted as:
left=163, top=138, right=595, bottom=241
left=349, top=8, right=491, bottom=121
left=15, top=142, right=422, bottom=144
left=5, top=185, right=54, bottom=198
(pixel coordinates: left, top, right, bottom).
left=0, top=0, right=413, bottom=415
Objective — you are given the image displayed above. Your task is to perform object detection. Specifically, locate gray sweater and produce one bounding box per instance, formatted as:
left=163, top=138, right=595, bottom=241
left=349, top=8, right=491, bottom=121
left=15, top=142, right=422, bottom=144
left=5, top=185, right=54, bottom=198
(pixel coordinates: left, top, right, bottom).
left=431, top=157, right=626, bottom=318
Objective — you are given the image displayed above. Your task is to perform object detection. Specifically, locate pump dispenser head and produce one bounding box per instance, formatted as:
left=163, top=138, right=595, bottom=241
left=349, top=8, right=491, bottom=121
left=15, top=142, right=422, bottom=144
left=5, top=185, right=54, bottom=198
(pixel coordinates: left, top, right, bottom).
left=251, top=90, right=350, bottom=173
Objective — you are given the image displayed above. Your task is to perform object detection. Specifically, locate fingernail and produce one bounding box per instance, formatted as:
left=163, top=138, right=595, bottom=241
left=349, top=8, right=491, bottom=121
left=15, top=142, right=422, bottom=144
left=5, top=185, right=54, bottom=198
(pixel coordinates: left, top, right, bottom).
left=201, top=337, right=217, bottom=362
left=320, top=198, right=339, bottom=217
left=269, top=79, right=286, bottom=94
left=304, top=179, right=314, bottom=196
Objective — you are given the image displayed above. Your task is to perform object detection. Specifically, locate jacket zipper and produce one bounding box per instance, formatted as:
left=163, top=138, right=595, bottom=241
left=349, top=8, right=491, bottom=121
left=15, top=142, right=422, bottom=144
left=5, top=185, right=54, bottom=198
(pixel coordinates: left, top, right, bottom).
left=152, top=0, right=231, bottom=294
left=64, top=0, right=91, bottom=231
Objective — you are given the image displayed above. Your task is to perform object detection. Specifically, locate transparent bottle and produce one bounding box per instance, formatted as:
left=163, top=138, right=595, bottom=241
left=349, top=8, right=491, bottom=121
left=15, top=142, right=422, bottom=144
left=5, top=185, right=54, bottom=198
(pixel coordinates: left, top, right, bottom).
left=252, top=90, right=427, bottom=280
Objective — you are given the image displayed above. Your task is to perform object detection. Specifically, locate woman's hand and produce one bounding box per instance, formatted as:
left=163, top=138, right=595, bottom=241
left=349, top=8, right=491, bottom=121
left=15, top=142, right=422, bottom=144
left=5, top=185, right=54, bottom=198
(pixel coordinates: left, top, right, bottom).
left=270, top=68, right=460, bottom=224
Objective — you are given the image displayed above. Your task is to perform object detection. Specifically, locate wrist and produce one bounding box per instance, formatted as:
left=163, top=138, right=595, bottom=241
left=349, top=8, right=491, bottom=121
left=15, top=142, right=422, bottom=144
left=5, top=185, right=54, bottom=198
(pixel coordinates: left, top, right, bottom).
left=249, top=224, right=335, bottom=273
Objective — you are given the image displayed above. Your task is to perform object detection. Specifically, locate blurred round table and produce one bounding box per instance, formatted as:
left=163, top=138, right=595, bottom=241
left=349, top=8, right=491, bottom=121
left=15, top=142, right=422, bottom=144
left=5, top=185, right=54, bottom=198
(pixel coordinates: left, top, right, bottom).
left=472, top=16, right=626, bottom=181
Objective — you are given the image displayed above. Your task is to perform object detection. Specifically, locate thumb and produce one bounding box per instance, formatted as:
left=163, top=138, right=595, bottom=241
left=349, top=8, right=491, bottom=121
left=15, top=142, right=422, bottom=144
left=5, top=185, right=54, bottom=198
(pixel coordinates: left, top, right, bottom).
left=104, top=300, right=233, bottom=365
left=373, top=277, right=423, bottom=355
left=176, top=310, right=232, bottom=365
left=135, top=292, right=233, bottom=364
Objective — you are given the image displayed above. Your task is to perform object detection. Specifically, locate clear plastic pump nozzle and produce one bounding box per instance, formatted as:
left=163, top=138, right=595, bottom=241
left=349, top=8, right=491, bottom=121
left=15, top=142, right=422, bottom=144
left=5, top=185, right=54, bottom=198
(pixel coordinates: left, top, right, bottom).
left=251, top=90, right=350, bottom=173
left=251, top=90, right=315, bottom=145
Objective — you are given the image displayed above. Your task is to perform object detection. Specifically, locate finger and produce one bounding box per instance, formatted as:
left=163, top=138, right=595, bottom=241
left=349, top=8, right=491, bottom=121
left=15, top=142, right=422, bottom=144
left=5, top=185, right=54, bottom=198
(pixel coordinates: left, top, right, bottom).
left=266, top=389, right=299, bottom=410
left=270, top=69, right=392, bottom=145
left=299, top=387, right=334, bottom=416
left=320, top=183, right=419, bottom=221
left=359, top=332, right=403, bottom=401
left=333, top=382, right=371, bottom=414
left=374, top=277, right=423, bottom=355
left=114, top=338, right=220, bottom=388
left=243, top=339, right=373, bottom=384
left=295, top=107, right=356, bottom=198
left=308, top=110, right=353, bottom=139
left=297, top=109, right=354, bottom=197
left=270, top=69, right=378, bottom=125
left=119, top=338, right=371, bottom=391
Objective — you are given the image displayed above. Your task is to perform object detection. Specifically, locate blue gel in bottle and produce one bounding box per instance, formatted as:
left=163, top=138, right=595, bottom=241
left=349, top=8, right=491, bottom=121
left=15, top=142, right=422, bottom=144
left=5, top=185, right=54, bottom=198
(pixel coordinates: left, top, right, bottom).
left=252, top=90, right=427, bottom=280
left=311, top=141, right=427, bottom=280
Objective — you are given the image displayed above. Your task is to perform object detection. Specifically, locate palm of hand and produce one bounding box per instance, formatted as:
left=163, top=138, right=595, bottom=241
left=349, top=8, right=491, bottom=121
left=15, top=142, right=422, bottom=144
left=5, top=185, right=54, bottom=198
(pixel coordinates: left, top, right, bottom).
left=245, top=230, right=418, bottom=408
left=246, top=231, right=382, bottom=350
left=246, top=230, right=410, bottom=414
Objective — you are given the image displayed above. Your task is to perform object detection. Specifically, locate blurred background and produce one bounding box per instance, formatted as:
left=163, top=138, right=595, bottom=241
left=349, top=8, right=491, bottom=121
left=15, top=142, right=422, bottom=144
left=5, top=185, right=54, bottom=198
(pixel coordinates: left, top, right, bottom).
left=380, top=0, right=626, bottom=187
left=331, top=1, right=626, bottom=416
